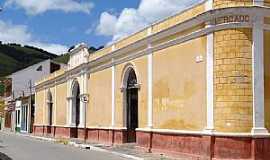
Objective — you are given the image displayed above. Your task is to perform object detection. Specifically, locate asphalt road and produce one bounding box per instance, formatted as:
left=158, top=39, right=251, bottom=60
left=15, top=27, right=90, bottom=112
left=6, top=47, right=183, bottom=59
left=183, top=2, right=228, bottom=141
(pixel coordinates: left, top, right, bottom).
left=0, top=132, right=129, bottom=160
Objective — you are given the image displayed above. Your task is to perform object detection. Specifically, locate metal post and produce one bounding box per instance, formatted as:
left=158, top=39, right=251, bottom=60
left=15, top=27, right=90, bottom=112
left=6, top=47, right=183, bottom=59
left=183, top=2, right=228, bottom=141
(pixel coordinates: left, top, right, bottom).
left=28, top=80, right=32, bottom=133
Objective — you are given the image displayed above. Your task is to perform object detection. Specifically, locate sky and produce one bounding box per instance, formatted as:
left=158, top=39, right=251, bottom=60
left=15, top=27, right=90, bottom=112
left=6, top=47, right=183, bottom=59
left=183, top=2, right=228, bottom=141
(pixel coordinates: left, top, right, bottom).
left=0, top=0, right=200, bottom=55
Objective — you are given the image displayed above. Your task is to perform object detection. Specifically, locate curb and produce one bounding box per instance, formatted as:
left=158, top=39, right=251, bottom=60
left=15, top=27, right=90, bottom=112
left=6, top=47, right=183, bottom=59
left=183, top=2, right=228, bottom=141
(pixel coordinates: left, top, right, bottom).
left=2, top=132, right=143, bottom=160
left=68, top=142, right=143, bottom=160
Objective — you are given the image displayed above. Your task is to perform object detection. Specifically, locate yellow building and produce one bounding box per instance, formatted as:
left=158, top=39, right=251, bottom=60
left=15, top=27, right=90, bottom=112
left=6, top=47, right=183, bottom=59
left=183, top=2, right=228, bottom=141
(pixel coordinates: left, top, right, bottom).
left=34, top=0, right=270, bottom=159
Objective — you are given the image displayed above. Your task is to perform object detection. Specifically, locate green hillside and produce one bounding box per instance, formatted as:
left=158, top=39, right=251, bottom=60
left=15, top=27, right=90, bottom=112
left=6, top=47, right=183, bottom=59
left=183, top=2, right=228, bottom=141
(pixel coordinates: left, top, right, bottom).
left=0, top=43, right=103, bottom=78
left=53, top=53, right=70, bottom=64
left=0, top=43, right=58, bottom=77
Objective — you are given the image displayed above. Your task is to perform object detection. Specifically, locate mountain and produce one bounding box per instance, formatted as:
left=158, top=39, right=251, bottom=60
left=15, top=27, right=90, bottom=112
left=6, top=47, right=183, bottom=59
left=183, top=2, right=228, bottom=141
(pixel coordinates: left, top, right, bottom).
left=0, top=43, right=58, bottom=77
left=0, top=43, right=103, bottom=78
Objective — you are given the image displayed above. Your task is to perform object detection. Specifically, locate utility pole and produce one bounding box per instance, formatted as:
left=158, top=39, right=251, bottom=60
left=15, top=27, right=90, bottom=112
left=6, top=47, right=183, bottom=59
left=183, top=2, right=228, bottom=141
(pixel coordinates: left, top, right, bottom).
left=28, top=80, right=32, bottom=133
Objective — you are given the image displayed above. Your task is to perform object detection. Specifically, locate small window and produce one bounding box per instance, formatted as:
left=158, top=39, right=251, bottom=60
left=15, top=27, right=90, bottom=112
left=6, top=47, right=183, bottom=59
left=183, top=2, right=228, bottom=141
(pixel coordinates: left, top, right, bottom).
left=36, top=65, right=43, bottom=71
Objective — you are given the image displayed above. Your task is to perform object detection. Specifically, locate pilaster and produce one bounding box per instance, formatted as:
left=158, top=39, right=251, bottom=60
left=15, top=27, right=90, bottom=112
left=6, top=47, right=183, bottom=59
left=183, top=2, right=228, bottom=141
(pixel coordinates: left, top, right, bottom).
left=111, top=45, right=116, bottom=128
left=251, top=15, right=268, bottom=135
left=147, top=26, right=153, bottom=128
left=205, top=0, right=215, bottom=133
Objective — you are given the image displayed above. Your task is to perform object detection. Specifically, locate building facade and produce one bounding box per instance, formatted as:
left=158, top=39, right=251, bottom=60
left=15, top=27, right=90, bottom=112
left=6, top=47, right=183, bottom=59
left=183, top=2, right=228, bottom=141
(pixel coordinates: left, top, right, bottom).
left=4, top=59, right=64, bottom=133
left=2, top=78, right=14, bottom=131
left=34, top=0, right=270, bottom=159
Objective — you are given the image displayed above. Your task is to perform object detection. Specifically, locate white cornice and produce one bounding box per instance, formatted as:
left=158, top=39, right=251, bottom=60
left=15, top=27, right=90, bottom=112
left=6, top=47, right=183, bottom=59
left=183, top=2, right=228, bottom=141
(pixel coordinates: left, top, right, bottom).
left=35, top=7, right=270, bottom=91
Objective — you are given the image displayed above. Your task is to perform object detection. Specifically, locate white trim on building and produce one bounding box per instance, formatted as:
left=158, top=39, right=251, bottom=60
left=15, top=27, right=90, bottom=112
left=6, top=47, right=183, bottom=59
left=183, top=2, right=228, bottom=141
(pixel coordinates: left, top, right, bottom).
left=147, top=26, right=153, bottom=128
left=251, top=15, right=269, bottom=135
left=204, top=0, right=215, bottom=133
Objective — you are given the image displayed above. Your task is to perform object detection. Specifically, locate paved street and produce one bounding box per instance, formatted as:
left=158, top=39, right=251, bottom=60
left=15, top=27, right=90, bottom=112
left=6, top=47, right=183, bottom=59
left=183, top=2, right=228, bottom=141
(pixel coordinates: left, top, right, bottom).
left=0, top=132, right=129, bottom=160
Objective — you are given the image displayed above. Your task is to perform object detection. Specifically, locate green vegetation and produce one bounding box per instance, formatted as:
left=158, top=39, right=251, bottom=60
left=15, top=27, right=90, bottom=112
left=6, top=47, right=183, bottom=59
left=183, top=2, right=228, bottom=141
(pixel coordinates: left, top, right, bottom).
left=0, top=42, right=103, bottom=78
left=0, top=43, right=57, bottom=77
left=53, top=53, right=70, bottom=64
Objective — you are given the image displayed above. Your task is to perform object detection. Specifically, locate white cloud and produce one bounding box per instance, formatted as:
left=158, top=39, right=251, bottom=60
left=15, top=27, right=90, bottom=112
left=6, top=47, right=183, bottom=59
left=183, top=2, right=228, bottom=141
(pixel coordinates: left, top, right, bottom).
left=0, top=21, right=32, bottom=44
left=96, top=12, right=117, bottom=36
left=95, top=0, right=200, bottom=41
left=138, top=0, right=199, bottom=23
left=31, top=42, right=68, bottom=54
left=0, top=20, right=68, bottom=54
left=4, top=0, right=94, bottom=15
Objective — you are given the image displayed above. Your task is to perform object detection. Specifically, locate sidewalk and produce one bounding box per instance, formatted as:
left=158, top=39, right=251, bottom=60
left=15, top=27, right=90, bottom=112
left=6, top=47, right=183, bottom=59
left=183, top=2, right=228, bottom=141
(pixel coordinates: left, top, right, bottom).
left=1, top=131, right=185, bottom=160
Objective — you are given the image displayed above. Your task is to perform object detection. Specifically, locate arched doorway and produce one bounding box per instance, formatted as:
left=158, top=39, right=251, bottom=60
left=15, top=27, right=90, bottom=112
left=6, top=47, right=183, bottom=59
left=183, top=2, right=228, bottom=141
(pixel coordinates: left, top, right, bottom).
left=124, top=68, right=138, bottom=143
left=47, top=90, right=53, bottom=134
left=71, top=80, right=80, bottom=138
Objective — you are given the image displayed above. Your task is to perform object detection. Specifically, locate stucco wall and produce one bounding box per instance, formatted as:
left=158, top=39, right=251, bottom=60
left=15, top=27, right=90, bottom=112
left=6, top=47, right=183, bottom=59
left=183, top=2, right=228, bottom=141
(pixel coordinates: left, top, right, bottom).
left=152, top=3, right=205, bottom=34
left=115, top=30, right=148, bottom=50
left=265, top=0, right=270, bottom=7
left=87, top=68, right=112, bottom=127
left=152, top=25, right=205, bottom=47
left=55, top=82, right=67, bottom=126
left=89, top=46, right=112, bottom=62
left=115, top=56, right=148, bottom=128
left=35, top=90, right=45, bottom=125
left=264, top=31, right=270, bottom=131
left=35, top=82, right=67, bottom=126
left=214, top=28, right=253, bottom=132
left=152, top=36, right=207, bottom=130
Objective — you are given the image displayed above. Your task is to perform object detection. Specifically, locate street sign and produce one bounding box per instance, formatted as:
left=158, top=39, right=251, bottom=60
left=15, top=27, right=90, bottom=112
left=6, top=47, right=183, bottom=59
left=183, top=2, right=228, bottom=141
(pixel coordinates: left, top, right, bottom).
left=80, top=94, right=89, bottom=103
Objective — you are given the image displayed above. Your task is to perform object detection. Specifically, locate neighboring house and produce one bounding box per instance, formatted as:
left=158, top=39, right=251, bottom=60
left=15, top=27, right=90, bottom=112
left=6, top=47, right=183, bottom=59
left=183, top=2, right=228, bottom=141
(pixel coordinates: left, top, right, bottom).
left=2, top=79, right=13, bottom=131
left=3, top=59, right=65, bottom=133
left=0, top=98, right=5, bottom=130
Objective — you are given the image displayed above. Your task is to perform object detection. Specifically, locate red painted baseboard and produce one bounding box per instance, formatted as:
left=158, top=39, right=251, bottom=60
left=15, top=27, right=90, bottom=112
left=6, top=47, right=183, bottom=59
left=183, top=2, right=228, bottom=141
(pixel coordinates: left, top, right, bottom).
left=33, top=126, right=270, bottom=160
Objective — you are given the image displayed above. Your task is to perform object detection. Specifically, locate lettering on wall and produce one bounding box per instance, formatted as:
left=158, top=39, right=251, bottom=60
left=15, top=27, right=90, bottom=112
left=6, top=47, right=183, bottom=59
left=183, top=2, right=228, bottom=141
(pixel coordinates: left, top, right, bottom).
left=211, top=15, right=250, bottom=25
